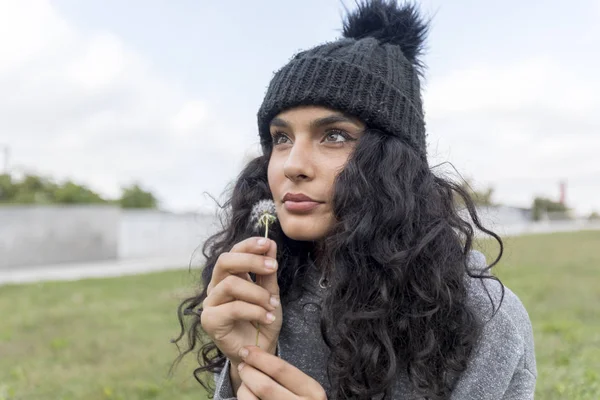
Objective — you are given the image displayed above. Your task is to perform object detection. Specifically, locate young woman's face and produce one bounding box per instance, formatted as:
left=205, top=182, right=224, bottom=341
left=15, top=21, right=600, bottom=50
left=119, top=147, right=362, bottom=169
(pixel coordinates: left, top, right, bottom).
left=267, top=105, right=365, bottom=241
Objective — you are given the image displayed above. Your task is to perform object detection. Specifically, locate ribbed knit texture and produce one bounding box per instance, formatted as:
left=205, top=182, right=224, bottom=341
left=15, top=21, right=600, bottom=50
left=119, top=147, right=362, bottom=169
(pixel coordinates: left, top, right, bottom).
left=257, top=37, right=427, bottom=160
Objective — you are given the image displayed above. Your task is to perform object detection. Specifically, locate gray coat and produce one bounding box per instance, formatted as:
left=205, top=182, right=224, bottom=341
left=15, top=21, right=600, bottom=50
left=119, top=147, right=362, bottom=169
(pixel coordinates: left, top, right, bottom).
left=214, top=252, right=537, bottom=399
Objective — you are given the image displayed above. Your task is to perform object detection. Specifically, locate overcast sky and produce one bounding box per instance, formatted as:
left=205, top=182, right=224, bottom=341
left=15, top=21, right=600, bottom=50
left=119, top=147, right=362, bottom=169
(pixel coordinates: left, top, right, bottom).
left=1, top=0, right=599, bottom=214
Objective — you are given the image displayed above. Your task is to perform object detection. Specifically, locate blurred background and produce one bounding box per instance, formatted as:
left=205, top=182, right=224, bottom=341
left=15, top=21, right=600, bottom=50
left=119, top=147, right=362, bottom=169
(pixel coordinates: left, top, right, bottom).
left=0, top=0, right=599, bottom=399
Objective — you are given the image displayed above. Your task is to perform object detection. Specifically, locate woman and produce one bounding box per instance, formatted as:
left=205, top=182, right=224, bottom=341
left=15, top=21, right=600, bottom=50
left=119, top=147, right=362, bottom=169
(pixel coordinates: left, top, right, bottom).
left=173, top=1, right=536, bottom=399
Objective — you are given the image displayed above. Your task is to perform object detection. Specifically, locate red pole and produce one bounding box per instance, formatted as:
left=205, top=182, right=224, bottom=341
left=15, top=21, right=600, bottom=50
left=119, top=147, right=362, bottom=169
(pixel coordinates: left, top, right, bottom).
left=559, top=181, right=566, bottom=205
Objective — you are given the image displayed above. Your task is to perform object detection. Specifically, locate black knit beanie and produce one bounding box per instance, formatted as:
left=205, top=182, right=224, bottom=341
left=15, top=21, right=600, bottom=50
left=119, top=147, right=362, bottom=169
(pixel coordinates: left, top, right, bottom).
left=257, top=0, right=429, bottom=160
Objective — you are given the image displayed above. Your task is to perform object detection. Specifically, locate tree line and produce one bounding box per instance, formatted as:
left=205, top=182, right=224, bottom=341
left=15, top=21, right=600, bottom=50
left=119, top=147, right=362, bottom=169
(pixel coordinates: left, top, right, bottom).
left=2, top=172, right=596, bottom=219
left=0, top=173, right=157, bottom=208
left=454, top=179, right=598, bottom=221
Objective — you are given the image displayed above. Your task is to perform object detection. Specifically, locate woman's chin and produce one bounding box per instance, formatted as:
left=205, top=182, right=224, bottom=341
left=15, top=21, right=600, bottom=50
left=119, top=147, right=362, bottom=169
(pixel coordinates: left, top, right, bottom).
left=280, top=218, right=328, bottom=242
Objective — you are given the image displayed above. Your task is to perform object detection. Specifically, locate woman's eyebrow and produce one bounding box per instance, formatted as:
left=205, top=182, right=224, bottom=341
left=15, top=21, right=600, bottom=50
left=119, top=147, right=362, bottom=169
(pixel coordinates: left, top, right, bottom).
left=310, top=114, right=359, bottom=130
left=269, top=113, right=361, bottom=130
left=270, top=117, right=289, bottom=128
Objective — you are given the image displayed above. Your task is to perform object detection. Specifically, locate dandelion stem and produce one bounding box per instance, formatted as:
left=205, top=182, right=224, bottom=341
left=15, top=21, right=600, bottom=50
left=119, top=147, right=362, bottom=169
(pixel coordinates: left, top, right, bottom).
left=255, top=215, right=271, bottom=347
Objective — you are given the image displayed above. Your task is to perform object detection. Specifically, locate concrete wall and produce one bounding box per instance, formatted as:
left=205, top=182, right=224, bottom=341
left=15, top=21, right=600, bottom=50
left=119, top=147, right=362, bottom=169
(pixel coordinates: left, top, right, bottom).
left=461, top=205, right=600, bottom=237
left=0, top=205, right=120, bottom=269
left=0, top=205, right=221, bottom=269
left=118, top=209, right=219, bottom=260
left=476, top=205, right=532, bottom=226
left=494, top=219, right=600, bottom=237
left=2, top=204, right=598, bottom=270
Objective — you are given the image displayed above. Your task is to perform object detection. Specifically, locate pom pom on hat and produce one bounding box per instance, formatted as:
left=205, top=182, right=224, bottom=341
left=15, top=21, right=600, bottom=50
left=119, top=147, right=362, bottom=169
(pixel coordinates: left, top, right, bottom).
left=342, top=0, right=429, bottom=71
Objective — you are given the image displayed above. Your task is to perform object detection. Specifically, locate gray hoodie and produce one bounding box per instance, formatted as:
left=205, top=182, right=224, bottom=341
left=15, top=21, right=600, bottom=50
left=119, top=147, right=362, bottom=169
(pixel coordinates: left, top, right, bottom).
left=213, top=252, right=537, bottom=399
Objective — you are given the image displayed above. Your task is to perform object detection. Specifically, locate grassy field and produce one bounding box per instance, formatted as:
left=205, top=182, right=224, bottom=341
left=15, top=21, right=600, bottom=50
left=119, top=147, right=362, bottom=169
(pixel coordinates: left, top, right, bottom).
left=487, top=230, right=600, bottom=399
left=0, top=231, right=599, bottom=399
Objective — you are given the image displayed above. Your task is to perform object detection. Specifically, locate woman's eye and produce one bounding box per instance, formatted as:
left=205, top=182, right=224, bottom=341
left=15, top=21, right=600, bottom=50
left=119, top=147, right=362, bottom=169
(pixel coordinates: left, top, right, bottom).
left=324, top=130, right=352, bottom=143
left=272, top=132, right=291, bottom=145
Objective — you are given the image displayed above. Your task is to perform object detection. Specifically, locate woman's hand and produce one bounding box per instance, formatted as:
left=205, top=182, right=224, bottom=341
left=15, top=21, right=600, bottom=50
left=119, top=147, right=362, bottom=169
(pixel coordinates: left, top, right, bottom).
left=200, top=237, right=283, bottom=366
left=235, top=346, right=327, bottom=400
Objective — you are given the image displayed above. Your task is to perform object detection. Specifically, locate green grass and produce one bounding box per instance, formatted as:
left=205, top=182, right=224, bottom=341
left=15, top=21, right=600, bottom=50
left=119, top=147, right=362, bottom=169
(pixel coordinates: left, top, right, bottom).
left=0, top=268, right=208, bottom=400
left=1, top=231, right=599, bottom=399
left=482, top=230, right=600, bottom=399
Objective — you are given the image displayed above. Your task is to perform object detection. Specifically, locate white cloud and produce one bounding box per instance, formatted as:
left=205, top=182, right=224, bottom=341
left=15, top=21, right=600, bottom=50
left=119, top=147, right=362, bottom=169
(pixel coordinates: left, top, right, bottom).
left=424, top=58, right=600, bottom=214
left=67, top=33, right=128, bottom=91
left=0, top=0, right=254, bottom=212
left=171, top=100, right=209, bottom=139
left=0, top=1, right=71, bottom=74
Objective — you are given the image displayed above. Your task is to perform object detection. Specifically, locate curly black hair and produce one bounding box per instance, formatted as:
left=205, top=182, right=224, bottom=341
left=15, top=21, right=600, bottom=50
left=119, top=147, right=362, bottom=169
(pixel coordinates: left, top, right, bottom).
left=171, top=127, right=504, bottom=400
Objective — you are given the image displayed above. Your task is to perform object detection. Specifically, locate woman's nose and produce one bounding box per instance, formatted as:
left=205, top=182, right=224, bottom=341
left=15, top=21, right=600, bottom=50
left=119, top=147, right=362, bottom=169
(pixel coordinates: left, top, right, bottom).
left=283, top=139, right=314, bottom=181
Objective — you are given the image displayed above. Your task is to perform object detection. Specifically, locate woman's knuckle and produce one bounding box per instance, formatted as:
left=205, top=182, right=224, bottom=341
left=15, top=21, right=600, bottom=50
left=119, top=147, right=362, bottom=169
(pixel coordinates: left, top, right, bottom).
left=217, top=252, right=230, bottom=266
left=231, top=240, right=245, bottom=252
left=232, top=306, right=245, bottom=320
left=199, top=311, right=206, bottom=329
left=222, top=275, right=236, bottom=291
left=272, top=363, right=287, bottom=376
left=199, top=308, right=213, bottom=331
left=255, top=382, right=275, bottom=398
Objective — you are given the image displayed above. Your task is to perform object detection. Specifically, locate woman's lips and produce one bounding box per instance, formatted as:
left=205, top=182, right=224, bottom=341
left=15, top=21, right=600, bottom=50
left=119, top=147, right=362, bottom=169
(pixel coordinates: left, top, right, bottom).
left=283, top=201, right=322, bottom=212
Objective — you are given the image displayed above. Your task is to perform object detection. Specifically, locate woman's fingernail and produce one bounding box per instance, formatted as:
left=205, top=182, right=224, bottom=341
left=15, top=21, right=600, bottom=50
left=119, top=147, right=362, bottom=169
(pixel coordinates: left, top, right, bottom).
left=239, top=348, right=249, bottom=359
left=266, top=312, right=276, bottom=322
left=265, top=259, right=277, bottom=270
left=237, top=362, right=245, bottom=372
left=257, top=238, right=267, bottom=246
left=270, top=296, right=280, bottom=308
